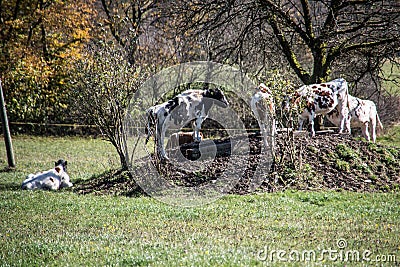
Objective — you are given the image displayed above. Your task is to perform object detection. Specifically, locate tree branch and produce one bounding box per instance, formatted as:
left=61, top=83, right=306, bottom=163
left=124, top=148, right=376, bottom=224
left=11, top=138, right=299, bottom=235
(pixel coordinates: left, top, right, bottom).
left=267, top=14, right=311, bottom=83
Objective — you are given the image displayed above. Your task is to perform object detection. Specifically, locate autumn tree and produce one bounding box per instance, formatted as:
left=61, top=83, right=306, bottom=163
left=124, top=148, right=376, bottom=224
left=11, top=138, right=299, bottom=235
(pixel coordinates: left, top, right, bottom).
left=0, top=0, right=94, bottom=123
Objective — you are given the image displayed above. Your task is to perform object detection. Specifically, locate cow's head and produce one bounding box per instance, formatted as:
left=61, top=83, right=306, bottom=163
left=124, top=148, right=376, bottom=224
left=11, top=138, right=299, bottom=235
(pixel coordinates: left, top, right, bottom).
left=282, top=90, right=303, bottom=112
left=203, top=88, right=229, bottom=108
left=54, top=160, right=73, bottom=189
left=55, top=159, right=67, bottom=173
left=60, top=173, right=73, bottom=188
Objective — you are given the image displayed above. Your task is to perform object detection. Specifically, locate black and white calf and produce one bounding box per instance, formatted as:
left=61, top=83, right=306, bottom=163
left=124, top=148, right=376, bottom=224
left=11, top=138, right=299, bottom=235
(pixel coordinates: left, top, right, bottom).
left=145, top=88, right=229, bottom=159
left=21, top=159, right=73, bottom=190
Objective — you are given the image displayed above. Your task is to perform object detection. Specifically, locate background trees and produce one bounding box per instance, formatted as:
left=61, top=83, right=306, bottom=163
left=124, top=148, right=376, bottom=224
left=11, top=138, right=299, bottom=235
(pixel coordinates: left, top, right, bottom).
left=0, top=0, right=94, bottom=123
left=170, top=0, right=400, bottom=124
left=172, top=1, right=400, bottom=83
left=1, top=0, right=399, bottom=127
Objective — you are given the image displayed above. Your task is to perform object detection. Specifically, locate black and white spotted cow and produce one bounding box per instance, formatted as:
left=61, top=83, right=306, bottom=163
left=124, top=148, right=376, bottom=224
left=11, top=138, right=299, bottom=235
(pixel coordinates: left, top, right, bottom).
left=250, top=83, right=276, bottom=149
left=288, top=78, right=350, bottom=137
left=21, top=159, right=72, bottom=190
left=145, top=88, right=229, bottom=159
left=326, top=94, right=383, bottom=142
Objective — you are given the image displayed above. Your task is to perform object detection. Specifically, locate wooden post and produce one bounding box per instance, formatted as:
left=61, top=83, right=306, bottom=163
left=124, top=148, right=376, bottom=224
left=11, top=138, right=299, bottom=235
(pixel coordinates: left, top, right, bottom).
left=0, top=80, right=16, bottom=168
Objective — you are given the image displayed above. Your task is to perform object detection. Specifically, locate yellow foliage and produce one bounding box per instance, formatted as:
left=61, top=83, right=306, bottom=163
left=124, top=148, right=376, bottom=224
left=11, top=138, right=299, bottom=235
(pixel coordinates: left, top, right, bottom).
left=1, top=0, right=96, bottom=123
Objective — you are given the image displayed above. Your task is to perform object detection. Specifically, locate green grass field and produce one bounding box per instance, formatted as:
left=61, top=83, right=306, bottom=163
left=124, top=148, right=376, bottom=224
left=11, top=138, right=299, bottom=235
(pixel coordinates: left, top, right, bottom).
left=378, top=125, right=400, bottom=148
left=382, top=60, right=400, bottom=96
left=0, top=136, right=399, bottom=266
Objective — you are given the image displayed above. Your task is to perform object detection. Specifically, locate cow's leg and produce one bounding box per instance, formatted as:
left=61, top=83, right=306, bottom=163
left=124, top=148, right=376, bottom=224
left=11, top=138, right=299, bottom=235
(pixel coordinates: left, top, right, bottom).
left=361, top=122, right=370, bottom=142
left=338, top=107, right=350, bottom=134
left=309, top=113, right=316, bottom=137
left=338, top=114, right=345, bottom=134
left=192, top=118, right=200, bottom=142
left=345, top=115, right=351, bottom=134
left=298, top=116, right=305, bottom=131
left=341, top=111, right=351, bottom=134
left=253, top=109, right=262, bottom=134
left=160, top=127, right=167, bottom=158
left=272, top=117, right=277, bottom=136
left=156, top=119, right=168, bottom=159
left=370, top=120, right=377, bottom=143
left=259, top=120, right=269, bottom=148
left=193, top=107, right=206, bottom=142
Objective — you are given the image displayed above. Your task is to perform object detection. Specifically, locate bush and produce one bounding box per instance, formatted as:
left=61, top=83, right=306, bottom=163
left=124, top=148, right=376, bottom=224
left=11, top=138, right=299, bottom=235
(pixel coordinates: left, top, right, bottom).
left=71, top=41, right=147, bottom=169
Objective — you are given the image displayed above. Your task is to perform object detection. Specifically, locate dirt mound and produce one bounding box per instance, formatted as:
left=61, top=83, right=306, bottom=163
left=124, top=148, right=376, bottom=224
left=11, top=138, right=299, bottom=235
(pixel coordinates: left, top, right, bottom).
left=269, top=133, right=400, bottom=192
left=74, top=134, right=400, bottom=196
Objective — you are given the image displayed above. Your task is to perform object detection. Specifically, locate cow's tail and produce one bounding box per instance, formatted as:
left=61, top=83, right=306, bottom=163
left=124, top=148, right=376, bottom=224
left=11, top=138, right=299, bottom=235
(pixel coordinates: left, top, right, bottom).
left=376, top=113, right=384, bottom=132
left=341, top=80, right=351, bottom=133
left=344, top=80, right=350, bottom=111
left=145, top=109, right=155, bottom=145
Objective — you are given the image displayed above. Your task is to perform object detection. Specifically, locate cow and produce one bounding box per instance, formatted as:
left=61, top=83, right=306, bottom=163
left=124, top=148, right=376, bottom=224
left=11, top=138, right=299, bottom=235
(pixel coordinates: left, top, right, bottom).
left=286, top=78, right=350, bottom=137
left=250, top=83, right=276, bottom=150
left=167, top=131, right=204, bottom=150
left=21, top=159, right=73, bottom=190
left=326, top=95, right=383, bottom=142
left=145, top=88, right=229, bottom=159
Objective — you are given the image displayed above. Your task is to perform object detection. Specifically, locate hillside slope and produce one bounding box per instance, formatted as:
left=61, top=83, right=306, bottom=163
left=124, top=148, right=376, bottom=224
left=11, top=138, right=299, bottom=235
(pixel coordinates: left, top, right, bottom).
left=263, top=134, right=400, bottom=193
left=74, top=134, right=400, bottom=196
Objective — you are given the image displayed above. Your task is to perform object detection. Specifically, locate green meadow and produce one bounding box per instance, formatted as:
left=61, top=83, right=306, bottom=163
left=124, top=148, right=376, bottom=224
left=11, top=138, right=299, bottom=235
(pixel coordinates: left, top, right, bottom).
left=0, top=136, right=399, bottom=266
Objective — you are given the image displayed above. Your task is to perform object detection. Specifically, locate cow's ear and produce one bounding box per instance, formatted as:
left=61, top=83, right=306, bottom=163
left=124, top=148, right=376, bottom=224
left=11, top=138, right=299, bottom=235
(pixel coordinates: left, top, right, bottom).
left=64, top=160, right=67, bottom=166
left=55, top=166, right=61, bottom=173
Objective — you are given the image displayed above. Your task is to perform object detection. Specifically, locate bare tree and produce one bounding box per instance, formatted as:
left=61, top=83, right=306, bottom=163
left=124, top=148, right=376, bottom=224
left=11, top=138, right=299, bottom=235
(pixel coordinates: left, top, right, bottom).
left=172, top=0, right=400, bottom=85
left=72, top=42, right=145, bottom=170
left=98, top=0, right=159, bottom=65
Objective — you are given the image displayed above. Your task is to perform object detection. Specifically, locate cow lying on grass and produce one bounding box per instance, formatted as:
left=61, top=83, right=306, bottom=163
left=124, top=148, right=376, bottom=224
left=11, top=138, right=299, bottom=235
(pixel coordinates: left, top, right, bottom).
left=286, top=78, right=350, bottom=137
left=146, top=88, right=229, bottom=159
left=250, top=83, right=276, bottom=149
left=326, top=95, right=383, bottom=143
left=21, top=159, right=73, bottom=190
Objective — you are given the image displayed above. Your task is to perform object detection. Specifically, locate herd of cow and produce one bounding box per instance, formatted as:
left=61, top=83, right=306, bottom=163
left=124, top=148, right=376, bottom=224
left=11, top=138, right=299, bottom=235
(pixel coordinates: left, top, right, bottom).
left=145, top=78, right=383, bottom=160
left=21, top=78, right=383, bottom=190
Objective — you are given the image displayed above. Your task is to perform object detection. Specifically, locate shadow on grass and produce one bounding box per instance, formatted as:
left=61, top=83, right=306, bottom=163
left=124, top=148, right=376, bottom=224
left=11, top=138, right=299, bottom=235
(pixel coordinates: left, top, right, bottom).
left=0, top=183, right=21, bottom=191
left=0, top=166, right=17, bottom=173
left=73, top=169, right=145, bottom=197
left=0, top=166, right=20, bottom=191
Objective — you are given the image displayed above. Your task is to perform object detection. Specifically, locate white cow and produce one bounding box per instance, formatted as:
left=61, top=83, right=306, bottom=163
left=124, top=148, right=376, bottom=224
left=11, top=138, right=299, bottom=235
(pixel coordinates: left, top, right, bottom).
left=251, top=83, right=276, bottom=149
left=145, top=88, right=229, bottom=159
left=21, top=159, right=73, bottom=190
left=326, top=95, right=383, bottom=142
